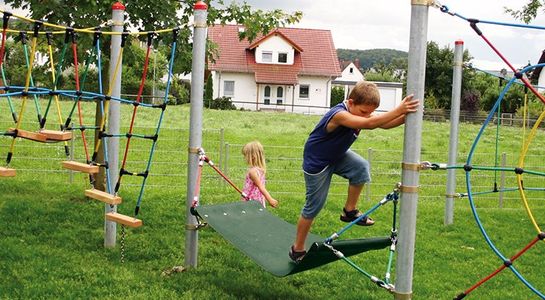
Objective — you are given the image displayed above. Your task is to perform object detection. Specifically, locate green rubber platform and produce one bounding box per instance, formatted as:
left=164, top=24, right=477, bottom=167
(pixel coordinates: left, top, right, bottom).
left=196, top=201, right=391, bottom=277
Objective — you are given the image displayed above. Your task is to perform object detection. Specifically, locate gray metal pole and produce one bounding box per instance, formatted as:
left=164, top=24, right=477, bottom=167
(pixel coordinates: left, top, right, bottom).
left=445, top=40, right=463, bottom=225
left=104, top=1, right=124, bottom=248
left=394, top=1, right=429, bottom=299
left=185, top=1, right=208, bottom=268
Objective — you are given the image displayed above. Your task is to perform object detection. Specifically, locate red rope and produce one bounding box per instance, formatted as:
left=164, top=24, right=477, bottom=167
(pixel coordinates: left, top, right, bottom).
left=479, top=34, right=545, bottom=106
left=461, top=236, right=540, bottom=297
left=71, top=40, right=90, bottom=162
left=119, top=43, right=151, bottom=169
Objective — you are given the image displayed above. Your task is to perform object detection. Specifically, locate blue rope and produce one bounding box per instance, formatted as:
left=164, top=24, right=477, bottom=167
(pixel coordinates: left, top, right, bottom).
left=94, top=38, right=112, bottom=194
left=465, top=63, right=545, bottom=299
left=134, top=38, right=177, bottom=212
left=440, top=5, right=545, bottom=31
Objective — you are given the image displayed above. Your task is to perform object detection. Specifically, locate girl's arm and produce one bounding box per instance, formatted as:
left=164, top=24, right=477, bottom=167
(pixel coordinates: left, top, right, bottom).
left=249, top=168, right=278, bottom=208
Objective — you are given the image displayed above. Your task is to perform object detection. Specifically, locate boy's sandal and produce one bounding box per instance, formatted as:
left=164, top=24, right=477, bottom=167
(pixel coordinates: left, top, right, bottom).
left=340, top=208, right=375, bottom=226
left=289, top=245, right=307, bottom=263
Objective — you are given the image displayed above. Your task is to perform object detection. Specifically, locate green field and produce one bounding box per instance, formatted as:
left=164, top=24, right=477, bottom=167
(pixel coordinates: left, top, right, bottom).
left=1, top=101, right=545, bottom=299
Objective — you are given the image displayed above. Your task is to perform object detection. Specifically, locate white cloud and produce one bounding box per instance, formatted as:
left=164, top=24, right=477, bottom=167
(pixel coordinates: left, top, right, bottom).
left=240, top=0, right=545, bottom=71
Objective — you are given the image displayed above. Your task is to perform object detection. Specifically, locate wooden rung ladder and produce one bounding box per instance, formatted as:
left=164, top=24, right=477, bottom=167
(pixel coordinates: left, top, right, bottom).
left=62, top=161, right=99, bottom=174
left=40, top=129, right=72, bottom=142
left=85, top=189, right=122, bottom=205
left=7, top=128, right=47, bottom=142
left=0, top=167, right=16, bottom=177
left=105, top=212, right=142, bottom=228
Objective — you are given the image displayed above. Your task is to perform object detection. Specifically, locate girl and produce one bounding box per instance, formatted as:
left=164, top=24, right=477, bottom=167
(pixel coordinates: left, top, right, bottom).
left=241, top=141, right=278, bottom=208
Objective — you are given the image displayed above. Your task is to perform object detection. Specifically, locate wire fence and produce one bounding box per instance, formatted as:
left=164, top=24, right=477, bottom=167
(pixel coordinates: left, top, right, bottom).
left=3, top=118, right=545, bottom=209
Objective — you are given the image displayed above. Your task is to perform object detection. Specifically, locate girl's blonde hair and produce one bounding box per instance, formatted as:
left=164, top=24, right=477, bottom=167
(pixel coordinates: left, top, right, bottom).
left=242, top=141, right=266, bottom=171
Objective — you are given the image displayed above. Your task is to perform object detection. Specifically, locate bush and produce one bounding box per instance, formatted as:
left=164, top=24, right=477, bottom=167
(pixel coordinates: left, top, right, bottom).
left=208, top=96, right=236, bottom=110
left=330, top=86, right=345, bottom=107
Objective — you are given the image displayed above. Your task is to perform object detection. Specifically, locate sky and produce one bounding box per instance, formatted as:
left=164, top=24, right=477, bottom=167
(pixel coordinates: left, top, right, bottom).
left=239, top=0, right=545, bottom=71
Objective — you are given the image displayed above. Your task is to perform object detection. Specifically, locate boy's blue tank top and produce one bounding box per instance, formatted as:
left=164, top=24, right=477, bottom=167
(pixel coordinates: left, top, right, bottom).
left=303, top=101, right=360, bottom=173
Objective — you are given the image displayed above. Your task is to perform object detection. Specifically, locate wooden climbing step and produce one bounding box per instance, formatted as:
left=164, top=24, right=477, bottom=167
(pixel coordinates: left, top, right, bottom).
left=106, top=212, right=142, bottom=228
left=62, top=161, right=99, bottom=174
left=0, top=167, right=16, bottom=177
left=7, top=128, right=47, bottom=142
left=85, top=188, right=122, bottom=205
left=40, top=129, right=72, bottom=142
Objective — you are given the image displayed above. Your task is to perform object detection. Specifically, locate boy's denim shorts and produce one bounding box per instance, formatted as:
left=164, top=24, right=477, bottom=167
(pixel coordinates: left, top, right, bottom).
left=301, top=150, right=370, bottom=219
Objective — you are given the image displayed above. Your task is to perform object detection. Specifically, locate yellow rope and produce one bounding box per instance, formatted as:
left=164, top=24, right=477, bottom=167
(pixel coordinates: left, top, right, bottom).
left=1, top=9, right=180, bottom=36
left=516, top=106, right=545, bottom=234
left=93, top=45, right=125, bottom=154
left=8, top=34, right=39, bottom=155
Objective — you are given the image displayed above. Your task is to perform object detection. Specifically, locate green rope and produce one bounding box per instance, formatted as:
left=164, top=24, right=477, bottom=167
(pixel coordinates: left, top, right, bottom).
left=21, top=41, right=42, bottom=123
left=42, top=41, right=69, bottom=126
left=0, top=65, right=17, bottom=123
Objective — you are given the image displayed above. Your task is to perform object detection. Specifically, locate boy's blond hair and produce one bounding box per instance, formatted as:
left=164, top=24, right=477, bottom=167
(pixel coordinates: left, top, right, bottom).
left=242, top=141, right=266, bottom=171
left=348, top=81, right=381, bottom=107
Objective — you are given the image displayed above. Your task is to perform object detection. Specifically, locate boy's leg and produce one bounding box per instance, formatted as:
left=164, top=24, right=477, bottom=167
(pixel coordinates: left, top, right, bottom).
left=344, top=183, right=364, bottom=211
left=293, top=216, right=313, bottom=251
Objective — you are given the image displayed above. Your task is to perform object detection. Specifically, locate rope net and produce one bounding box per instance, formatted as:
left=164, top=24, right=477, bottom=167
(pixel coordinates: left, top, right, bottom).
left=0, top=10, right=179, bottom=227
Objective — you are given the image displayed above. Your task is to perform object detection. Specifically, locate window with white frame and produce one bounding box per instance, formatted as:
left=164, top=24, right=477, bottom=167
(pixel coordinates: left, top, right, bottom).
left=262, top=51, right=272, bottom=63
left=278, top=52, right=288, bottom=63
left=223, top=80, right=235, bottom=97
left=299, top=85, right=309, bottom=99
left=276, top=87, right=283, bottom=105
left=264, top=86, right=271, bottom=105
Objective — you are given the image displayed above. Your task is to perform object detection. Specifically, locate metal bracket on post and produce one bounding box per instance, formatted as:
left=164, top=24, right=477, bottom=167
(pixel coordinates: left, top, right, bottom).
left=400, top=185, right=419, bottom=193
left=401, top=162, right=422, bottom=171
left=411, top=0, right=434, bottom=5
left=188, top=147, right=201, bottom=154
left=394, top=290, right=413, bottom=300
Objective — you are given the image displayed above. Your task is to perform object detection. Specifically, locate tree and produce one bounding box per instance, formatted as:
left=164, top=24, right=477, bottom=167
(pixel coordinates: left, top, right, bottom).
left=425, top=41, right=474, bottom=109
left=3, top=0, right=302, bottom=76
left=330, top=86, right=344, bottom=107
left=505, top=1, right=544, bottom=23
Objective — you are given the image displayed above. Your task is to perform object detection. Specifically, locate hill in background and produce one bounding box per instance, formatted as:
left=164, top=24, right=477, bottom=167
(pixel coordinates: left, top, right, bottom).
left=337, top=48, right=408, bottom=70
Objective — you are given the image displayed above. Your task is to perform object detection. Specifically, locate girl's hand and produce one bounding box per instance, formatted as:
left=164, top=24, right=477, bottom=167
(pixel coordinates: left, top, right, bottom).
left=268, top=198, right=279, bottom=208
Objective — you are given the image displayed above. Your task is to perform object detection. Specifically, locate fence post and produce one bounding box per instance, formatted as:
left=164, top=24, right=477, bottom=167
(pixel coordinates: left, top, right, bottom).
left=499, top=152, right=506, bottom=208
left=69, top=122, right=75, bottom=183
left=366, top=148, right=373, bottom=202
left=224, top=143, right=230, bottom=179
left=219, top=128, right=224, bottom=169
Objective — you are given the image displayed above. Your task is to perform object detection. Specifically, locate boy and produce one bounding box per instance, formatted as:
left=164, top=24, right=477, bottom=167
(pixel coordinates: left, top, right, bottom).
left=289, top=81, right=419, bottom=262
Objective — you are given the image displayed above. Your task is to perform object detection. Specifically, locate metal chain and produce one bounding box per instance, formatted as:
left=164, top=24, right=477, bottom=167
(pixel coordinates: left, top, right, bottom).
left=120, top=225, right=126, bottom=263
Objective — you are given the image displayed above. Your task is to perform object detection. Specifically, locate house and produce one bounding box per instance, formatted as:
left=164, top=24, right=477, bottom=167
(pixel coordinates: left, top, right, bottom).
left=332, top=60, right=404, bottom=113
left=207, top=24, right=341, bottom=114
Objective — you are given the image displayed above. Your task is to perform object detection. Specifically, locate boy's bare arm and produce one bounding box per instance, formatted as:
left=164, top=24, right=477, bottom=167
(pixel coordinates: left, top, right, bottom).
left=334, top=95, right=419, bottom=130
left=379, top=114, right=406, bottom=129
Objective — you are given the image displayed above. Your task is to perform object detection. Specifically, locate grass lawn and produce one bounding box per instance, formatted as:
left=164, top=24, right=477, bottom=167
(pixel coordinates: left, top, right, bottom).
left=1, top=102, right=545, bottom=299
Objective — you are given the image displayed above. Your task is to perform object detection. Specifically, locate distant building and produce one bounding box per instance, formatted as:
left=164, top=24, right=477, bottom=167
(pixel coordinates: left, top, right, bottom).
left=207, top=24, right=341, bottom=114
left=332, top=60, right=403, bottom=113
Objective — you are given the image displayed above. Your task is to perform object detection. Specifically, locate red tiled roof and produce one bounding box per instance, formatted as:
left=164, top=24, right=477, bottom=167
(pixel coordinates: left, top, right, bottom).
left=208, top=24, right=341, bottom=84
left=248, top=29, right=303, bottom=53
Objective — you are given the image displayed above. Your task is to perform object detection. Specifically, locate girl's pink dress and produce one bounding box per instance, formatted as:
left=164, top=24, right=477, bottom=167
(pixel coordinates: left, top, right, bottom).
left=242, top=167, right=266, bottom=208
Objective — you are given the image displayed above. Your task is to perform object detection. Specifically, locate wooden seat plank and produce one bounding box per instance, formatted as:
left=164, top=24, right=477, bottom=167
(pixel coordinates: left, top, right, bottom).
left=0, top=167, right=16, bottom=177
left=7, top=128, right=47, bottom=142
left=40, top=129, right=72, bottom=141
left=106, top=212, right=142, bottom=228
left=85, top=189, right=122, bottom=205
left=62, top=161, right=99, bottom=174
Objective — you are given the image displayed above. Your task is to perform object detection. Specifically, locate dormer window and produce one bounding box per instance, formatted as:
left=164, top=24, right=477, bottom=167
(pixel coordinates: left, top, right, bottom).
left=278, top=52, right=288, bottom=63
left=262, top=51, right=272, bottom=63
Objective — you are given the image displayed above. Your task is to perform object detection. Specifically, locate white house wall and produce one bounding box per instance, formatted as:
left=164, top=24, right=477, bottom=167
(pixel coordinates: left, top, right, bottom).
left=254, top=36, right=295, bottom=65
left=212, top=71, right=256, bottom=110
left=376, top=86, right=403, bottom=113
left=294, top=76, right=331, bottom=115
left=211, top=72, right=333, bottom=115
